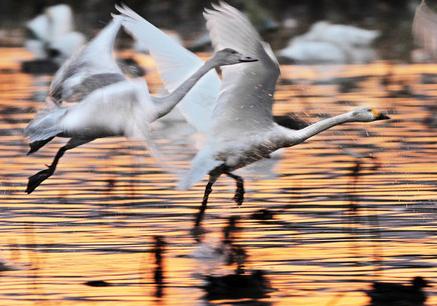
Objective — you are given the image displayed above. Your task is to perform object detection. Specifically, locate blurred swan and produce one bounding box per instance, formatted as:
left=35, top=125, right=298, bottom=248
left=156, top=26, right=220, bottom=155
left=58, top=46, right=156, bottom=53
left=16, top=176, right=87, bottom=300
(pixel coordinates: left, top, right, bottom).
left=25, top=4, right=86, bottom=65
left=413, top=0, right=437, bottom=60
left=279, top=21, right=379, bottom=64
left=117, top=4, right=289, bottom=182
left=24, top=13, right=257, bottom=194
left=178, top=2, right=390, bottom=216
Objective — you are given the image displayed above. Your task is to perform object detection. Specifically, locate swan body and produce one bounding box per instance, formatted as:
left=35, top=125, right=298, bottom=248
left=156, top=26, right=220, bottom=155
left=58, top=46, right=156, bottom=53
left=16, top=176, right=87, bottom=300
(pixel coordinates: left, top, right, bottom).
left=279, top=21, right=379, bottom=64
left=171, top=2, right=389, bottom=226
left=24, top=11, right=256, bottom=193
left=25, top=4, right=85, bottom=64
left=413, top=0, right=437, bottom=60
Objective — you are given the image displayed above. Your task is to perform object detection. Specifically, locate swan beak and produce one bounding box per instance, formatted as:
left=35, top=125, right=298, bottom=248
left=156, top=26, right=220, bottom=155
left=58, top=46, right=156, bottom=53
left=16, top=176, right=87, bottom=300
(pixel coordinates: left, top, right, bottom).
left=372, top=109, right=390, bottom=120
left=375, top=113, right=390, bottom=120
left=239, top=56, right=258, bottom=63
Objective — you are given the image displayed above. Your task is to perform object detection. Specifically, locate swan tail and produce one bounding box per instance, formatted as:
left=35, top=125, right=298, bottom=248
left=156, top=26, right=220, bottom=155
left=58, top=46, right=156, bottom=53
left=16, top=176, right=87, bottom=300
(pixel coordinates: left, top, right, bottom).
left=177, top=148, right=221, bottom=190
left=24, top=107, right=67, bottom=144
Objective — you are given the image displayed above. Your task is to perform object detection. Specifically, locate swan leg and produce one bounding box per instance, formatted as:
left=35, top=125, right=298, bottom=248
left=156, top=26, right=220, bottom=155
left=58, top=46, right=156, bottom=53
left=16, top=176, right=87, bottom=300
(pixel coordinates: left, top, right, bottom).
left=225, top=172, right=245, bottom=206
left=26, top=138, right=93, bottom=194
left=194, top=175, right=218, bottom=228
left=27, top=136, right=55, bottom=155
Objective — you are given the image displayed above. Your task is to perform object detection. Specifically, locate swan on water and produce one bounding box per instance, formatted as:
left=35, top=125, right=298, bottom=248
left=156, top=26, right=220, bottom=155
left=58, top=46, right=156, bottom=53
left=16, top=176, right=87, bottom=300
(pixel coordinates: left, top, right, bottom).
left=173, top=2, right=389, bottom=225
left=24, top=12, right=257, bottom=194
left=279, top=20, right=379, bottom=64
left=413, top=0, right=437, bottom=59
left=25, top=4, right=86, bottom=64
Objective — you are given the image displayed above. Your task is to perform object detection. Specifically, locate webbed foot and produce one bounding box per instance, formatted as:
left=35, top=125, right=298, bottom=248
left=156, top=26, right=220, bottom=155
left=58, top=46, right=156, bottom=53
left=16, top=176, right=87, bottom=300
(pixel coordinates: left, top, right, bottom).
left=26, top=166, right=54, bottom=194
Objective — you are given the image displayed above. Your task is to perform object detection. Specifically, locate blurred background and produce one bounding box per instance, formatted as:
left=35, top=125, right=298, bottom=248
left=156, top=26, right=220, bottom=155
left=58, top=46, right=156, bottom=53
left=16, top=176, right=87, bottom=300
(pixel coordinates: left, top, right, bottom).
left=0, top=0, right=430, bottom=61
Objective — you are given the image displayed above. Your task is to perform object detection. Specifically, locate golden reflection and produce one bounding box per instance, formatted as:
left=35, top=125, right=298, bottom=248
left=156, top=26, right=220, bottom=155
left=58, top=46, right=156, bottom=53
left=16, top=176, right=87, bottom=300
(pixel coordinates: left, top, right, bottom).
left=0, top=49, right=435, bottom=305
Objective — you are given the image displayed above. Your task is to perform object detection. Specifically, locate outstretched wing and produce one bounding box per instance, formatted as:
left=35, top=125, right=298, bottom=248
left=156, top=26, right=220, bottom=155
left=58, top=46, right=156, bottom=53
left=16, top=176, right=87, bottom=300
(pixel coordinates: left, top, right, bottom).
left=413, top=0, right=437, bottom=59
left=204, top=1, right=280, bottom=138
left=49, top=15, right=124, bottom=105
left=116, top=4, right=221, bottom=133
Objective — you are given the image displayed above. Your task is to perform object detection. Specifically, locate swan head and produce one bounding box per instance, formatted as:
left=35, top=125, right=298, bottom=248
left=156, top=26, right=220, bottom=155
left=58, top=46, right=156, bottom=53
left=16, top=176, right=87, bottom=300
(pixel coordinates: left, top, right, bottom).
left=211, top=48, right=258, bottom=66
left=350, top=107, right=390, bottom=122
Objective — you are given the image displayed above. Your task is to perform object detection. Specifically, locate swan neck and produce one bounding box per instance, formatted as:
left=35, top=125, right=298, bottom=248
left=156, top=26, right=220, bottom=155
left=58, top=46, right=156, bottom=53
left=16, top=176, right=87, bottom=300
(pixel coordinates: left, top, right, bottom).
left=294, top=112, right=352, bottom=143
left=155, top=61, right=214, bottom=118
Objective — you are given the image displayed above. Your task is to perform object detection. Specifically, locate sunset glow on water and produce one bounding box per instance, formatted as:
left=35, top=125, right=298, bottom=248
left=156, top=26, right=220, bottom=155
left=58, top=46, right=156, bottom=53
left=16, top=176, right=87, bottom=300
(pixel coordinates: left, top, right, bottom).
left=0, top=49, right=435, bottom=305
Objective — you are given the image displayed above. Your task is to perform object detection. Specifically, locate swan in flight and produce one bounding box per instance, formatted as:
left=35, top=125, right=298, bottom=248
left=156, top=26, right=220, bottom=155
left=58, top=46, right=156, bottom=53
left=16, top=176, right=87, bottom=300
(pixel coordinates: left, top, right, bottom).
left=25, top=4, right=86, bottom=64
left=24, top=13, right=257, bottom=194
left=116, top=4, right=289, bottom=182
left=174, top=2, right=389, bottom=224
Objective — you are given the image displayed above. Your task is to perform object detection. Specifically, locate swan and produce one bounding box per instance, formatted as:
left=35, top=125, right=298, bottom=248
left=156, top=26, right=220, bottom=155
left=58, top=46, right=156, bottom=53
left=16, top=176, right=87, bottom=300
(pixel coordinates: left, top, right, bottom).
left=116, top=4, right=289, bottom=182
left=278, top=20, right=379, bottom=64
left=25, top=4, right=86, bottom=64
left=175, top=2, right=390, bottom=223
left=24, top=14, right=257, bottom=194
left=413, top=0, right=437, bottom=60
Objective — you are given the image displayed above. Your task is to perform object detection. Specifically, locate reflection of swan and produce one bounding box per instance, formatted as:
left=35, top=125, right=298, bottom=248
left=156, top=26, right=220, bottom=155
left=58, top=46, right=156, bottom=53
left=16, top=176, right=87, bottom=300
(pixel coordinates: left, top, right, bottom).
left=178, top=2, right=390, bottom=217
left=25, top=4, right=86, bottom=64
left=366, top=276, right=430, bottom=306
left=24, top=12, right=256, bottom=194
left=279, top=21, right=379, bottom=64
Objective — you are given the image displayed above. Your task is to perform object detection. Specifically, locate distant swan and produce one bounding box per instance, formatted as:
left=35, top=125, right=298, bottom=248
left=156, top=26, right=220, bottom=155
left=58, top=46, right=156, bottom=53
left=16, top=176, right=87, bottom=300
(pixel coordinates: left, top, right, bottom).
left=25, top=4, right=86, bottom=64
left=279, top=20, right=379, bottom=64
left=176, top=2, right=390, bottom=223
left=24, top=13, right=257, bottom=194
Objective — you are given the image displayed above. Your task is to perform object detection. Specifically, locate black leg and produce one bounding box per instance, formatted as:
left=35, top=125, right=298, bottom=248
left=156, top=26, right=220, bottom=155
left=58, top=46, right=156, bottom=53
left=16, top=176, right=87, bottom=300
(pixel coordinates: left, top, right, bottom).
left=26, top=138, right=92, bottom=194
left=225, top=172, right=245, bottom=206
left=194, top=180, right=214, bottom=228
left=27, top=137, right=55, bottom=155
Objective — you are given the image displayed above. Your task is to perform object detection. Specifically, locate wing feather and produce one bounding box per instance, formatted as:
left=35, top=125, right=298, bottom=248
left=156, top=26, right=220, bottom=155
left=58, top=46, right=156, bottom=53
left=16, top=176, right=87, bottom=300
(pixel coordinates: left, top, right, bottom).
left=49, top=16, right=124, bottom=105
left=204, top=1, right=280, bottom=138
left=116, top=4, right=221, bottom=133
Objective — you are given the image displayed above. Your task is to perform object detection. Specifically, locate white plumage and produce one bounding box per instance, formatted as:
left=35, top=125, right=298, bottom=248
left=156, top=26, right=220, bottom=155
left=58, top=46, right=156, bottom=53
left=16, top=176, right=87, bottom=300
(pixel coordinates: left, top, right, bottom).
left=25, top=4, right=86, bottom=63
left=279, top=20, right=379, bottom=64
left=24, top=9, right=256, bottom=194
left=174, top=2, right=389, bottom=226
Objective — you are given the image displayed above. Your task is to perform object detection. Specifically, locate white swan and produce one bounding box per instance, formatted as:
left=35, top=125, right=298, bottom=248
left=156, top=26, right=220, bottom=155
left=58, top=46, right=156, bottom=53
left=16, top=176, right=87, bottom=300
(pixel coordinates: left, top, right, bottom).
left=175, top=2, right=389, bottom=223
left=24, top=14, right=257, bottom=194
left=25, top=4, right=86, bottom=63
left=413, top=0, right=437, bottom=60
left=116, top=4, right=288, bottom=181
left=279, top=20, right=379, bottom=64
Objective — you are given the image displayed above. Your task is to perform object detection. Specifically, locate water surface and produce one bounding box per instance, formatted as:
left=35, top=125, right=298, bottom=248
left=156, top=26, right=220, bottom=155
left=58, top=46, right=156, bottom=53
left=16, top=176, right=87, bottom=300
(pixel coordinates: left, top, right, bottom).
left=0, top=49, right=435, bottom=305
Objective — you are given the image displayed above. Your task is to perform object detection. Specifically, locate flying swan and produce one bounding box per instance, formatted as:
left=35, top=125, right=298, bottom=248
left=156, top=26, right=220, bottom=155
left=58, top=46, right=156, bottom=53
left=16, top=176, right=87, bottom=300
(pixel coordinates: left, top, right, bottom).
left=24, top=12, right=257, bottom=194
left=176, top=2, right=390, bottom=224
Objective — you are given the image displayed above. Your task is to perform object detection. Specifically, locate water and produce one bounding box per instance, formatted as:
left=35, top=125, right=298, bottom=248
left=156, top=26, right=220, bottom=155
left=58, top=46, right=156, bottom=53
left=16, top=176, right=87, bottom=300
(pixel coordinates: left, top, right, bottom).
left=0, top=49, right=435, bottom=306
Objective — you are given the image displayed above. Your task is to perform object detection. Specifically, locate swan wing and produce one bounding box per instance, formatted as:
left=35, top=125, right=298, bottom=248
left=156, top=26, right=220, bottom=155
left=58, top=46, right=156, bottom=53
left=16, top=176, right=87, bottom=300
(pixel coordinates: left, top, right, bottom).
left=49, top=16, right=124, bottom=105
left=413, top=0, right=437, bottom=59
left=204, top=1, right=280, bottom=137
left=116, top=4, right=221, bottom=133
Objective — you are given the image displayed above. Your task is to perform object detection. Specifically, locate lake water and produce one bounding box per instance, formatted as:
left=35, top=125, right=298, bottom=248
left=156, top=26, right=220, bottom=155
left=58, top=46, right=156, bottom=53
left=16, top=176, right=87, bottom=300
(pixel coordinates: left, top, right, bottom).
left=0, top=49, right=435, bottom=305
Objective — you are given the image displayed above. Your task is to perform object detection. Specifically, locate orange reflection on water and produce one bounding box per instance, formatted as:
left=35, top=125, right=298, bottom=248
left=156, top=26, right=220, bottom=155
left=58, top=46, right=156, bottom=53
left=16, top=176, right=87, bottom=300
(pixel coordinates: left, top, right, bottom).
left=0, top=49, right=435, bottom=305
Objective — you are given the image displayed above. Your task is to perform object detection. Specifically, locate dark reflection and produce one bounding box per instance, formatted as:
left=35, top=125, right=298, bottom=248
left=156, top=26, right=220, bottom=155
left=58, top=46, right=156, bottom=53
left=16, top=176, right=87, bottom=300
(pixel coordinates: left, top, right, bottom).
left=84, top=280, right=111, bottom=287
left=347, top=154, right=380, bottom=211
left=203, top=270, right=271, bottom=300
left=250, top=208, right=275, bottom=221
left=201, top=216, right=272, bottom=301
left=366, top=276, right=430, bottom=306
left=21, top=59, right=59, bottom=74
left=153, top=235, right=166, bottom=298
